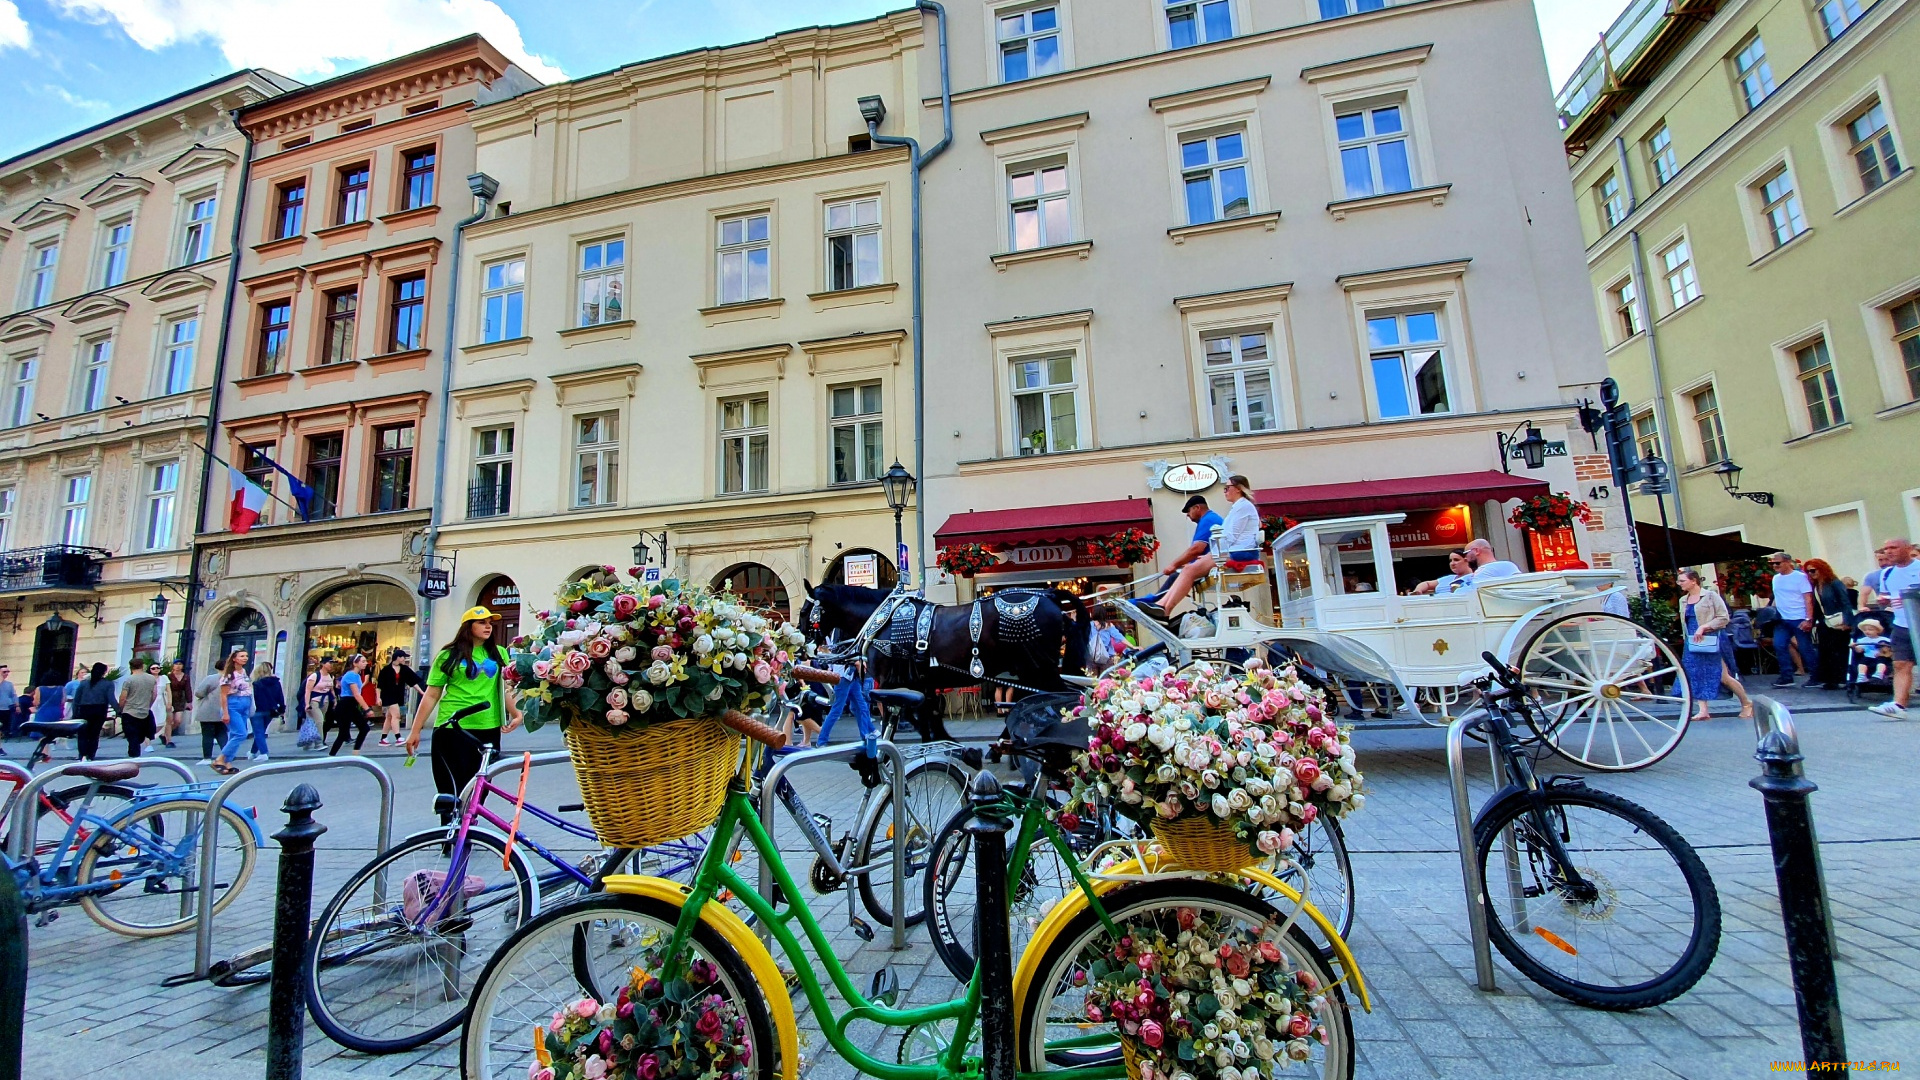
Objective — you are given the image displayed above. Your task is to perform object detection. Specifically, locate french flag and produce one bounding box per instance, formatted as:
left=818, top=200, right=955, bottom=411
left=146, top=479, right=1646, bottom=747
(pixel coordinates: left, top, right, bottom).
left=229, top=465, right=269, bottom=534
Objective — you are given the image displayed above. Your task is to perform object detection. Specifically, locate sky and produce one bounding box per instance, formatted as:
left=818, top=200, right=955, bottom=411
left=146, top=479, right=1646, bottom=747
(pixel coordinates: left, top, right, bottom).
left=0, top=0, right=1618, bottom=163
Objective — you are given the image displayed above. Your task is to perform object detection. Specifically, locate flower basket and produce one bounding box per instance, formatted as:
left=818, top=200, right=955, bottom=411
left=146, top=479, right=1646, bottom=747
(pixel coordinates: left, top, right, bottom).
left=936, top=543, right=998, bottom=578
left=533, top=955, right=753, bottom=1080
left=1506, top=493, right=1591, bottom=534
left=563, top=715, right=738, bottom=848
left=1090, top=528, right=1161, bottom=568
left=1120, top=1039, right=1145, bottom=1080
left=1150, top=815, right=1258, bottom=873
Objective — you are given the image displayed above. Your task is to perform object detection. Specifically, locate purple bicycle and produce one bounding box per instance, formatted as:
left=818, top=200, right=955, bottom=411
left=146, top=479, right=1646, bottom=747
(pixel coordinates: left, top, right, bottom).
left=301, top=751, right=708, bottom=1054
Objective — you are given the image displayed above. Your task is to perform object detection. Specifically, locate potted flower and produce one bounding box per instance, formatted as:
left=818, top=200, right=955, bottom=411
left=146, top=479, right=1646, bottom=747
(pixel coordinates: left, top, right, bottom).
left=1506, top=493, right=1592, bottom=534
left=1065, top=662, right=1364, bottom=873
left=1092, top=528, right=1162, bottom=568
left=531, top=955, right=753, bottom=1080
left=936, top=543, right=999, bottom=579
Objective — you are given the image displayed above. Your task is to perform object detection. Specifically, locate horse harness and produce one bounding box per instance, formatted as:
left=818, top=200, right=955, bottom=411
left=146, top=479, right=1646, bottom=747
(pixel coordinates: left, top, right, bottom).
left=861, top=589, right=1050, bottom=684
left=968, top=590, right=1042, bottom=677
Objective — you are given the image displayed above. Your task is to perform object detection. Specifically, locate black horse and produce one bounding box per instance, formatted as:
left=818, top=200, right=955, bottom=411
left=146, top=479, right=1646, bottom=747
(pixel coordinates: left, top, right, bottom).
left=797, top=582, right=1092, bottom=741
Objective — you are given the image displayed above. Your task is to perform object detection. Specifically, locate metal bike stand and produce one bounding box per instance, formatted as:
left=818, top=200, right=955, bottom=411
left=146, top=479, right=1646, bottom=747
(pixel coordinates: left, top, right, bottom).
left=1444, top=715, right=1498, bottom=992
left=479, top=749, right=571, bottom=787
left=5, top=756, right=198, bottom=862
left=193, top=757, right=394, bottom=979
left=755, top=739, right=909, bottom=949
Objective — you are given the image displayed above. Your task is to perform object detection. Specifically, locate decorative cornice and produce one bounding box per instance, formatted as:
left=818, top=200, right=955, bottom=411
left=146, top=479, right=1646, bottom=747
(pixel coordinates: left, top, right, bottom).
left=141, top=269, right=217, bottom=300
left=158, top=144, right=240, bottom=183
left=690, top=344, right=790, bottom=388
left=1299, top=43, right=1433, bottom=84
left=240, top=266, right=305, bottom=295
left=1173, top=282, right=1294, bottom=313
left=985, top=309, right=1093, bottom=337
left=1336, top=257, right=1471, bottom=291
left=551, top=362, right=644, bottom=403
left=1149, top=77, right=1270, bottom=114
left=1167, top=212, right=1280, bottom=243
left=796, top=329, right=906, bottom=358
left=9, top=200, right=78, bottom=229
left=1326, top=183, right=1450, bottom=220
left=0, top=314, right=54, bottom=343
left=79, top=173, right=155, bottom=207
left=979, top=112, right=1089, bottom=145
left=239, top=36, right=513, bottom=142
left=61, top=294, right=131, bottom=323
left=452, top=378, right=537, bottom=418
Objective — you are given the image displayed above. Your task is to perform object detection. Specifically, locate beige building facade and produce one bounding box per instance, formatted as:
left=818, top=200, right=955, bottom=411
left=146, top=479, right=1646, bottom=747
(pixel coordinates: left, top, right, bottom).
left=0, top=70, right=296, bottom=691
left=429, top=12, right=926, bottom=633
left=916, top=0, right=1630, bottom=601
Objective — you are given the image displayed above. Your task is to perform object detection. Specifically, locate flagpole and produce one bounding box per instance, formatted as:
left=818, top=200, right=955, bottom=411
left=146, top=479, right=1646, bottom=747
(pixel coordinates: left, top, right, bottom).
left=192, top=442, right=305, bottom=517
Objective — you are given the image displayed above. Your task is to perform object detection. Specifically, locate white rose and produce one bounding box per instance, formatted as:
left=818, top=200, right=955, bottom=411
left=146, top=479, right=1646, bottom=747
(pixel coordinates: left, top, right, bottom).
left=1156, top=763, right=1179, bottom=783
left=645, top=661, right=672, bottom=685
left=1328, top=781, right=1352, bottom=802
left=1227, top=789, right=1251, bottom=811
left=1124, top=722, right=1148, bottom=743
left=693, top=634, right=714, bottom=656
left=1210, top=793, right=1231, bottom=818
left=1149, top=725, right=1175, bottom=750
left=613, top=646, right=637, bottom=663
left=628, top=688, right=654, bottom=712
left=1311, top=773, right=1334, bottom=792
left=1348, top=792, right=1366, bottom=811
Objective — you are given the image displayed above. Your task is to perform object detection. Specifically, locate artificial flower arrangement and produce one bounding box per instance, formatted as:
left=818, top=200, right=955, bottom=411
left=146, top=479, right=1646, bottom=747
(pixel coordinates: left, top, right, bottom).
left=1258, top=515, right=1300, bottom=542
left=1093, top=528, right=1162, bottom=568
left=531, top=956, right=753, bottom=1080
left=509, top=567, right=809, bottom=736
left=1063, top=662, right=1364, bottom=866
left=1506, top=493, right=1592, bottom=534
left=1716, top=558, right=1772, bottom=603
left=1082, top=906, right=1330, bottom=1080
left=936, top=543, right=999, bottom=579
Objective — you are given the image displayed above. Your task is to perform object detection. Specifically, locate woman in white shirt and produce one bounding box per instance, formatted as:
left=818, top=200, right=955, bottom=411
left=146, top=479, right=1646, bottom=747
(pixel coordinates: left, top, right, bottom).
left=1138, top=475, right=1260, bottom=620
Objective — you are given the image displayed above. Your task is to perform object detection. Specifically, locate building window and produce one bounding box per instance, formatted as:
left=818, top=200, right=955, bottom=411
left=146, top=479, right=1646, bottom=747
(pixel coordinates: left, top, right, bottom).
left=1632, top=410, right=1661, bottom=464
left=573, top=413, right=619, bottom=508
left=257, top=300, right=291, bottom=375
left=162, top=316, right=196, bottom=395
left=1647, top=124, right=1678, bottom=188
left=1319, top=0, right=1384, bottom=16
left=337, top=164, right=370, bottom=225
left=1689, top=385, right=1728, bottom=464
left=1008, top=163, right=1070, bottom=250
left=1847, top=101, right=1902, bottom=195
left=24, top=242, right=58, bottom=308
left=4, top=358, right=35, bottom=428
left=0, top=487, right=12, bottom=550
left=1166, top=0, right=1230, bottom=47
left=825, top=198, right=882, bottom=291
left=577, top=239, right=624, bottom=326
left=60, top=474, right=90, bottom=545
left=323, top=288, right=358, bottom=364
left=470, top=425, right=514, bottom=518
left=389, top=273, right=426, bottom=352
left=998, top=6, right=1062, bottom=82
left=1368, top=311, right=1450, bottom=418
left=401, top=148, right=436, bottom=210
left=181, top=195, right=217, bottom=264
left=829, top=382, right=883, bottom=485
left=1816, top=0, right=1863, bottom=41
left=1204, top=331, right=1277, bottom=434
left=1596, top=172, right=1626, bottom=229
left=1892, top=296, right=1920, bottom=401
left=719, top=395, right=770, bottom=494
left=98, top=220, right=133, bottom=288
left=1794, top=338, right=1845, bottom=432
left=274, top=180, right=306, bottom=239
left=1011, top=355, right=1078, bottom=455
left=1759, top=167, right=1808, bottom=248
left=242, top=442, right=276, bottom=504
left=478, top=258, right=525, bottom=343
left=1660, top=239, right=1700, bottom=309
left=1181, top=131, right=1251, bottom=224
left=141, top=460, right=178, bottom=552
left=372, top=423, right=414, bottom=512
left=1611, top=279, right=1643, bottom=339
left=305, top=433, right=342, bottom=520
left=1337, top=104, right=1414, bottom=199
left=79, top=338, right=111, bottom=412
left=716, top=215, right=770, bottom=305
left=1733, top=34, right=1775, bottom=113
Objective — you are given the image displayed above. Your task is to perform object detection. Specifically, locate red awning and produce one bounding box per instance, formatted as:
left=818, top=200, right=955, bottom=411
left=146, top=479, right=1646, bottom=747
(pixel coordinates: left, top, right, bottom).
left=934, top=497, right=1154, bottom=548
left=1262, top=470, right=1550, bottom=519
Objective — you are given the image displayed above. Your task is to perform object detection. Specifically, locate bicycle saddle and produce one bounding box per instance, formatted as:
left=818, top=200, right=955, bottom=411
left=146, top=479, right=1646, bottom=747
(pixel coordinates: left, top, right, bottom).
left=22, top=720, right=84, bottom=737
left=61, top=761, right=140, bottom=782
left=868, top=687, right=924, bottom=708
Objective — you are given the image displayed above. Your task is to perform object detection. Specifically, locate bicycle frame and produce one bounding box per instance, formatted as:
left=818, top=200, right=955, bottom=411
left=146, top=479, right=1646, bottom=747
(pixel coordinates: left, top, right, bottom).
left=1470, top=689, right=1598, bottom=902
left=9, top=787, right=201, bottom=907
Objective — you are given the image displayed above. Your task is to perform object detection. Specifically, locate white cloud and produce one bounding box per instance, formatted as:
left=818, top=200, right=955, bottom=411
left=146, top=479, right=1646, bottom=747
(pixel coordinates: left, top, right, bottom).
left=0, top=0, right=30, bottom=50
left=51, top=0, right=565, bottom=82
left=41, top=83, right=111, bottom=112
left=1533, top=0, right=1615, bottom=93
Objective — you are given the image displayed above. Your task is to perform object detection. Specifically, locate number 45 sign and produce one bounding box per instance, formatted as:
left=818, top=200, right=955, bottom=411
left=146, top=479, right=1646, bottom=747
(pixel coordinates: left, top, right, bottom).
left=1587, top=484, right=1612, bottom=500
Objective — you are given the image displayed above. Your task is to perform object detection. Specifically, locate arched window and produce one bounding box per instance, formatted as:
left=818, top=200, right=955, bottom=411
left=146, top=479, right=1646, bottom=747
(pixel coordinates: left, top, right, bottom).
left=305, top=580, right=416, bottom=679
left=712, top=563, right=790, bottom=616
left=219, top=608, right=268, bottom=668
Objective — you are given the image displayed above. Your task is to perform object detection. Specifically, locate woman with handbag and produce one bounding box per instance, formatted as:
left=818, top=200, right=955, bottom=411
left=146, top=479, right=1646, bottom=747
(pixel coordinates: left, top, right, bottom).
left=302, top=659, right=338, bottom=750
left=1678, top=569, right=1754, bottom=721
left=1804, top=558, right=1851, bottom=691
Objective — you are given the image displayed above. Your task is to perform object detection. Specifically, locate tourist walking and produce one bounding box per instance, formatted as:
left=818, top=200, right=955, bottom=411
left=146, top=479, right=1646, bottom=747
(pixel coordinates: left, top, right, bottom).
left=115, top=658, right=161, bottom=758
left=329, top=654, right=375, bottom=756
left=0, top=665, right=17, bottom=739
left=405, top=607, right=522, bottom=817
left=1678, top=569, right=1754, bottom=722
left=1804, top=558, right=1851, bottom=691
left=302, top=658, right=339, bottom=750
left=209, top=650, right=255, bottom=775
left=376, top=648, right=421, bottom=747
left=251, top=661, right=285, bottom=759
left=1766, top=552, right=1818, bottom=685
left=1869, top=537, right=1919, bottom=719
left=193, top=668, right=225, bottom=764
left=72, top=663, right=116, bottom=761
left=165, top=660, right=191, bottom=748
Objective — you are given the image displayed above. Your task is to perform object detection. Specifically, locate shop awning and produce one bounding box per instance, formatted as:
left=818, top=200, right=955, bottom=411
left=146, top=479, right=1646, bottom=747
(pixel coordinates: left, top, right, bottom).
left=1635, top=522, right=1776, bottom=572
left=934, top=497, right=1154, bottom=548
left=1262, top=470, right=1550, bottom=519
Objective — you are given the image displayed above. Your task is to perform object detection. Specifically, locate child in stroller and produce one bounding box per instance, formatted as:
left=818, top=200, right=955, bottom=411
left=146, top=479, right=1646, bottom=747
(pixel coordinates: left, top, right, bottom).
left=1849, top=617, right=1896, bottom=701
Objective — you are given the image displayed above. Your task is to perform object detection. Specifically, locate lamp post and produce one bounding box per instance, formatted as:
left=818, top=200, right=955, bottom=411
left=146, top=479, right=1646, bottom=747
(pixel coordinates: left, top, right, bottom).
left=881, top=461, right=915, bottom=586
left=631, top=530, right=667, bottom=569
left=1496, top=421, right=1550, bottom=474
left=1714, top=459, right=1775, bottom=506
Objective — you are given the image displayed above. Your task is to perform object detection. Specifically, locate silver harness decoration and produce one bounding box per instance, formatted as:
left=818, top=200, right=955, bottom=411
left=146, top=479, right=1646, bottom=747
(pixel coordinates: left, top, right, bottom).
left=992, top=591, right=1043, bottom=645
left=968, top=601, right=985, bottom=678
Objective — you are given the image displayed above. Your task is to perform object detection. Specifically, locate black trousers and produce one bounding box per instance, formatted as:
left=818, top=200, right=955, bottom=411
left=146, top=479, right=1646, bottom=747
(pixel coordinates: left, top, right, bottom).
left=75, top=704, right=109, bottom=761
left=121, top=711, right=156, bottom=757
left=328, top=701, right=370, bottom=755
left=1814, top=626, right=1850, bottom=689
left=430, top=724, right=502, bottom=803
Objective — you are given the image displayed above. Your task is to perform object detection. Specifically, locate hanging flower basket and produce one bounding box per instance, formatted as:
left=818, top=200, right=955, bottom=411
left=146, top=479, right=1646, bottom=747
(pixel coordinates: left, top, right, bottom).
left=936, top=543, right=998, bottom=578
left=1090, top=528, right=1161, bottom=568
left=1260, top=513, right=1300, bottom=541
left=1506, top=493, right=1592, bottom=533
left=1716, top=558, right=1772, bottom=601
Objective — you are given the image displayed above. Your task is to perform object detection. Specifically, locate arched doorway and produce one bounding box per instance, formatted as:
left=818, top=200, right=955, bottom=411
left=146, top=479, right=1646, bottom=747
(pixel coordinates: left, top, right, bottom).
left=477, top=575, right=522, bottom=641
left=219, top=609, right=267, bottom=667
left=129, top=618, right=165, bottom=669
left=712, top=563, right=790, bottom=616
left=824, top=548, right=897, bottom=590
left=304, top=581, right=416, bottom=679
left=30, top=616, right=75, bottom=688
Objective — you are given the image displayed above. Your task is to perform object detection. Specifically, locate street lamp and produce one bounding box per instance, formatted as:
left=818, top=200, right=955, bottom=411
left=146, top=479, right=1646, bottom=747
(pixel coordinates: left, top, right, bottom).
left=880, top=460, right=915, bottom=584
left=151, top=593, right=169, bottom=618
left=1496, top=421, right=1550, bottom=474
left=1713, top=459, right=1775, bottom=506
left=631, top=530, right=667, bottom=568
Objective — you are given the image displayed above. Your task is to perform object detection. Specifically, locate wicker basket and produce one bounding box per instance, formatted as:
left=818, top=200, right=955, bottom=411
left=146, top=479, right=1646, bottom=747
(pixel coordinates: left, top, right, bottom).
left=1120, top=1039, right=1145, bottom=1080
left=1152, top=816, right=1258, bottom=873
left=563, top=715, right=738, bottom=848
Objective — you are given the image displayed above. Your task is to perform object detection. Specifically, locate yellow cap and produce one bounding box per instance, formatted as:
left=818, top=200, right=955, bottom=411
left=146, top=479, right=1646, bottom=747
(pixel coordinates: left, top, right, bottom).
left=460, top=605, right=504, bottom=623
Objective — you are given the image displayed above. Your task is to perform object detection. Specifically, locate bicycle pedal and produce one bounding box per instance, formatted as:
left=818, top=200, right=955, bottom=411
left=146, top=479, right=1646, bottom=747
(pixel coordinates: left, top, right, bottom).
left=849, top=915, right=875, bottom=943
left=33, top=911, right=56, bottom=927
left=867, top=965, right=900, bottom=1007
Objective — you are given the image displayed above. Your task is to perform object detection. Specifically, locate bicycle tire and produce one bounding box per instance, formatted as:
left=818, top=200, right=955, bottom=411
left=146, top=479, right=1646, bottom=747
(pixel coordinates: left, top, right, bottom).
left=853, top=756, right=969, bottom=927
left=924, top=801, right=1082, bottom=983
left=1016, top=878, right=1352, bottom=1080
left=1475, top=784, right=1720, bottom=1009
left=305, top=827, right=538, bottom=1054
left=74, top=797, right=257, bottom=937
left=462, top=893, right=776, bottom=1080
left=35, top=783, right=140, bottom=856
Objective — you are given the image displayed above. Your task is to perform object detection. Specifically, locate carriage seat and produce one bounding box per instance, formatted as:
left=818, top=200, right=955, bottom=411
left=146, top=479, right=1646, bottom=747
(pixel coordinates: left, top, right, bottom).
left=868, top=687, right=924, bottom=709
left=61, top=761, right=141, bottom=783
left=21, top=720, right=84, bottom=739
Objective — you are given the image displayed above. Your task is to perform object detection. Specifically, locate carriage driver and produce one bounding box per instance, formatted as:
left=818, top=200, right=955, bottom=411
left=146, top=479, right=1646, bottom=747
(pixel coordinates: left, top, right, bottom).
left=1137, top=476, right=1260, bottom=621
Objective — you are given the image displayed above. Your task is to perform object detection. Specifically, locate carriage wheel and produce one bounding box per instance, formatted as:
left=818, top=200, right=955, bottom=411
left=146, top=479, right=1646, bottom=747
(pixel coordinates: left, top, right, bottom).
left=1516, top=612, right=1693, bottom=772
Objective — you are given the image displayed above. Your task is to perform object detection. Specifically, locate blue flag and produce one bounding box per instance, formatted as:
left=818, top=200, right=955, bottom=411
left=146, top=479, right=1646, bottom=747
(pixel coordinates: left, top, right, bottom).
left=247, top=448, right=318, bottom=520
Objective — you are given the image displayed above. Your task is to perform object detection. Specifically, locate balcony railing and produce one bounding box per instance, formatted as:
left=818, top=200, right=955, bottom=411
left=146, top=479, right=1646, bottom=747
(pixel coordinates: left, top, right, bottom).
left=468, top=481, right=511, bottom=519
left=0, top=545, right=111, bottom=593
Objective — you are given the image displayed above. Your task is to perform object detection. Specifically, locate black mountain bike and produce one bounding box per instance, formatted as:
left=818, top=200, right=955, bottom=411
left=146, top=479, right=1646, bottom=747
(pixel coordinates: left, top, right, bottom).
left=1468, top=652, right=1719, bottom=1009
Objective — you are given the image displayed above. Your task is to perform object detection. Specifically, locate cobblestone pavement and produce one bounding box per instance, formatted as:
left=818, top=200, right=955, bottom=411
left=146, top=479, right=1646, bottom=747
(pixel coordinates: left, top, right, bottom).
left=14, top=695, right=1920, bottom=1079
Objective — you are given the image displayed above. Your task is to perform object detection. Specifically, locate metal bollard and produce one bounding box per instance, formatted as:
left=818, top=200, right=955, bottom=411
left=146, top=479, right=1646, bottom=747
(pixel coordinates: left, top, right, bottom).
left=1750, top=728, right=1845, bottom=1067
left=267, top=784, right=328, bottom=1080
left=965, top=769, right=1015, bottom=1080
left=0, top=867, right=23, bottom=1080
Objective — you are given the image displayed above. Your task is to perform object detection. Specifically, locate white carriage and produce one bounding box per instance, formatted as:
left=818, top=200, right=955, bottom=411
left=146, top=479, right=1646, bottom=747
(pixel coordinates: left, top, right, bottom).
left=1108, top=513, right=1694, bottom=771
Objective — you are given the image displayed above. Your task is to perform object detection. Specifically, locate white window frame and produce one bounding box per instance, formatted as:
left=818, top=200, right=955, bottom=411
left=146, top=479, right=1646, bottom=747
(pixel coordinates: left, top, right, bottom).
left=1201, top=329, right=1281, bottom=435
left=1165, top=0, right=1232, bottom=48
left=986, top=310, right=1092, bottom=457
left=1178, top=128, right=1254, bottom=224
left=1658, top=235, right=1701, bottom=313
left=480, top=256, right=527, bottom=343
left=1595, top=172, right=1626, bottom=229
left=1606, top=275, right=1643, bottom=343
left=140, top=460, right=180, bottom=552
left=995, top=3, right=1065, bottom=83
left=1005, top=159, right=1073, bottom=251
left=577, top=237, right=625, bottom=326
left=1631, top=409, right=1661, bottom=465
left=471, top=424, right=516, bottom=518
left=1815, top=0, right=1863, bottom=41
left=78, top=337, right=112, bottom=413
left=1733, top=33, right=1775, bottom=113
left=828, top=382, right=884, bottom=485
left=572, top=412, right=620, bottom=509
left=179, top=192, right=217, bottom=265
left=1759, top=166, right=1808, bottom=248
left=823, top=197, right=883, bottom=291
left=1646, top=123, right=1678, bottom=188
left=1340, top=260, right=1475, bottom=419
left=1177, top=284, right=1296, bottom=437
left=161, top=314, right=197, bottom=396
left=1793, top=336, right=1847, bottom=434
left=1816, top=82, right=1909, bottom=208
left=1845, top=101, right=1903, bottom=195
left=97, top=217, right=133, bottom=289
left=60, top=473, right=91, bottom=546
left=1863, top=283, right=1920, bottom=408
left=1769, top=323, right=1852, bottom=439
left=1673, top=376, right=1730, bottom=468
left=23, top=239, right=59, bottom=309
left=1009, top=353, right=1082, bottom=455
left=1337, top=100, right=1419, bottom=200
left=0, top=487, right=12, bottom=550
left=718, top=394, right=771, bottom=494
left=1737, top=151, right=1812, bottom=260
left=1306, top=49, right=1440, bottom=213
left=1364, top=310, right=1454, bottom=420
left=715, top=213, right=771, bottom=306
left=5, top=355, right=37, bottom=428
left=1318, top=0, right=1385, bottom=17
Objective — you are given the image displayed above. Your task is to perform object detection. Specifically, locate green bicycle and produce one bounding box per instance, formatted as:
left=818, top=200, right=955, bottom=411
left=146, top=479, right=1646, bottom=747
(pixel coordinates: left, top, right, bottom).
left=459, top=712, right=1370, bottom=1080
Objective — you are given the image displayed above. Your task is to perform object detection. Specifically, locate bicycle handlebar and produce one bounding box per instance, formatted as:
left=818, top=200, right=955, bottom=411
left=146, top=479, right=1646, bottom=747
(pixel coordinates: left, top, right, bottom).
left=719, top=709, right=787, bottom=749
left=1482, top=651, right=1520, bottom=689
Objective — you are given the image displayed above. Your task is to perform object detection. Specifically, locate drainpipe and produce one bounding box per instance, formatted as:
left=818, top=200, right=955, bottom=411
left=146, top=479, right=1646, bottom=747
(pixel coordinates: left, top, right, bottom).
left=180, top=112, right=256, bottom=675
left=1613, top=135, right=1684, bottom=529
left=863, top=0, right=952, bottom=586
left=418, top=174, right=498, bottom=656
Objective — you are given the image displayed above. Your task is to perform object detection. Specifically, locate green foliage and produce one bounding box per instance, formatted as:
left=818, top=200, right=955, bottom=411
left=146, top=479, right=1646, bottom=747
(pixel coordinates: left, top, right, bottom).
left=1630, top=592, right=1680, bottom=644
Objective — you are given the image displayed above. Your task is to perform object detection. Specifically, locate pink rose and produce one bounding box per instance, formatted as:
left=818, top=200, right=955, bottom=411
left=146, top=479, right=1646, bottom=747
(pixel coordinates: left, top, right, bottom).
left=569, top=600, right=591, bottom=615
left=1287, top=1014, right=1313, bottom=1038
left=1085, top=1004, right=1104, bottom=1024
left=572, top=998, right=600, bottom=1019
left=583, top=1056, right=607, bottom=1080
left=532, top=660, right=552, bottom=679
left=1140, top=1019, right=1165, bottom=1048
left=602, top=565, right=617, bottom=575
left=651, top=645, right=675, bottom=662
left=605, top=708, right=630, bottom=726
left=1258, top=940, right=1282, bottom=962
left=529, top=1066, right=555, bottom=1080
left=752, top=662, right=772, bottom=684
left=564, top=652, right=592, bottom=674
left=695, top=1007, right=724, bottom=1041
left=1301, top=804, right=1318, bottom=824
left=647, top=594, right=666, bottom=610
left=1292, top=759, right=1321, bottom=786
left=612, top=594, right=640, bottom=618
left=606, top=688, right=628, bottom=708
left=636, top=1055, right=661, bottom=1080
left=1296, top=969, right=1317, bottom=991
left=587, top=638, right=612, bottom=658
left=611, top=672, right=630, bottom=685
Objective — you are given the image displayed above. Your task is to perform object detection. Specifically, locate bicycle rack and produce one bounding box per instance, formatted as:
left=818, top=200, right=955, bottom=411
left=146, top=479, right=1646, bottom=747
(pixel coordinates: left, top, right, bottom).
left=5, top=756, right=198, bottom=862
left=1445, top=715, right=1500, bottom=992
left=756, top=739, right=909, bottom=950
left=479, top=749, right=571, bottom=788
left=192, top=757, right=394, bottom=980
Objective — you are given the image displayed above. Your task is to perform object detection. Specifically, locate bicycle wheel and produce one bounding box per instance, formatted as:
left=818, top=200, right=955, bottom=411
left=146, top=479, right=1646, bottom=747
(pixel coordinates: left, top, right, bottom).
left=1518, top=612, right=1692, bottom=771
left=1265, top=816, right=1354, bottom=958
left=925, top=803, right=1081, bottom=983
left=1476, top=784, right=1720, bottom=1009
left=305, top=827, right=537, bottom=1054
left=74, top=798, right=257, bottom=937
left=1017, top=879, right=1352, bottom=1080
left=36, top=783, right=139, bottom=856
left=462, top=893, right=776, bottom=1080
left=854, top=757, right=969, bottom=927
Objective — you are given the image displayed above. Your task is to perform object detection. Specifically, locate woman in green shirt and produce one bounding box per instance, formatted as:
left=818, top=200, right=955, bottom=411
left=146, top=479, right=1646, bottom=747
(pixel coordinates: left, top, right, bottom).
left=404, top=606, right=522, bottom=811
